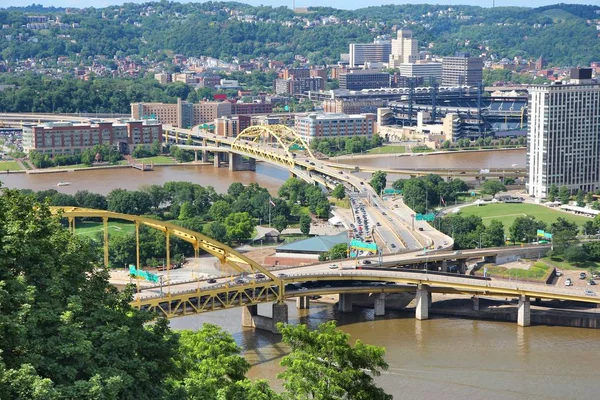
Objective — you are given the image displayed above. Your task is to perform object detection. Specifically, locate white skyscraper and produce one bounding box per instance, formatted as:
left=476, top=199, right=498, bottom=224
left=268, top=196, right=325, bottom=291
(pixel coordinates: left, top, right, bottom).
left=388, top=29, right=418, bottom=68
left=527, top=69, right=600, bottom=198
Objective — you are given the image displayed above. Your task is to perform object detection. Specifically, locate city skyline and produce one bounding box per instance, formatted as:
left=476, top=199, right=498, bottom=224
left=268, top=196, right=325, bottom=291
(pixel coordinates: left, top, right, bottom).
left=2, top=0, right=598, bottom=10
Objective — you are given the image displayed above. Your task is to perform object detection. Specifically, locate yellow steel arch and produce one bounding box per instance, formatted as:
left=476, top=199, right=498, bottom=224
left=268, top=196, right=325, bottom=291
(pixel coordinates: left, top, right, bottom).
left=50, top=207, right=282, bottom=285
left=231, top=125, right=316, bottom=165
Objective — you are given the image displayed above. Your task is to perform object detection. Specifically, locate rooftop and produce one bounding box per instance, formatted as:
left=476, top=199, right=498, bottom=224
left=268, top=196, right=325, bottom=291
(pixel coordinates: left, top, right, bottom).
left=276, top=232, right=347, bottom=254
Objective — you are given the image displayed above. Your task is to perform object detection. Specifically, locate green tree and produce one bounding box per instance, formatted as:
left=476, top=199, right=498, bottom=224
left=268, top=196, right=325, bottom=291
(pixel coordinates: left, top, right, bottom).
left=370, top=171, right=387, bottom=195
left=585, top=192, right=595, bottom=205
left=300, top=214, right=312, bottom=236
left=548, top=184, right=559, bottom=202
left=224, top=212, right=254, bottom=243
left=210, top=200, right=232, bottom=222
left=563, top=245, right=588, bottom=265
left=0, top=187, right=177, bottom=398
left=576, top=190, right=585, bottom=207
left=277, top=321, right=392, bottom=400
left=391, top=179, right=405, bottom=191
left=483, top=219, right=506, bottom=247
left=331, top=184, right=345, bottom=200
left=206, top=221, right=228, bottom=243
left=272, top=215, right=288, bottom=233
left=480, top=180, right=506, bottom=197
left=172, top=325, right=279, bottom=399
left=559, top=186, right=570, bottom=204
left=509, top=215, right=546, bottom=244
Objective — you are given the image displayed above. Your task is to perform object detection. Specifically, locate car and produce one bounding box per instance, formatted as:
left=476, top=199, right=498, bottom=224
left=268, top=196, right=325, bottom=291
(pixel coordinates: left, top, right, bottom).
left=207, top=278, right=217, bottom=284
left=329, top=264, right=339, bottom=269
left=584, top=289, right=597, bottom=296
left=338, top=171, right=343, bottom=175
left=565, top=278, right=572, bottom=286
left=418, top=227, right=424, bottom=231
left=453, top=250, right=461, bottom=255
left=311, top=295, right=322, bottom=300
left=298, top=287, right=308, bottom=291
left=360, top=182, right=364, bottom=185
left=255, top=273, right=266, bottom=279
left=580, top=272, right=587, bottom=279
left=382, top=212, right=387, bottom=215
left=309, top=161, right=315, bottom=166
left=234, top=279, right=246, bottom=284
left=362, top=260, right=372, bottom=265
left=278, top=273, right=287, bottom=278
left=589, top=279, right=597, bottom=286
left=391, top=243, right=396, bottom=248
left=555, top=270, right=563, bottom=277
left=437, top=245, right=443, bottom=249
left=376, top=222, right=381, bottom=226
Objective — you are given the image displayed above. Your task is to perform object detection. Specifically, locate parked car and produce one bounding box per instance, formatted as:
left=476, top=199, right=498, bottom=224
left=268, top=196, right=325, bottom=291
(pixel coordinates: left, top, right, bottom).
left=362, top=260, right=372, bottom=265
left=555, top=270, right=563, bottom=277
left=207, top=278, right=217, bottom=284
left=580, top=272, right=587, bottom=279
left=565, top=278, right=573, bottom=286
left=328, top=264, right=339, bottom=269
left=255, top=273, right=265, bottom=279
left=588, top=279, right=597, bottom=286
left=584, top=289, right=597, bottom=296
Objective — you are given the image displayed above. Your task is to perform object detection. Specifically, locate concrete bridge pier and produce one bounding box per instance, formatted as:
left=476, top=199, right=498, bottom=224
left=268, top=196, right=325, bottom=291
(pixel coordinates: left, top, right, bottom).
left=473, top=295, right=480, bottom=311
left=203, top=150, right=208, bottom=162
left=374, top=293, right=386, bottom=316
left=296, top=296, right=310, bottom=309
left=415, top=284, right=430, bottom=320
left=517, top=295, right=531, bottom=327
left=213, top=152, right=220, bottom=167
left=228, top=153, right=256, bottom=171
left=241, top=302, right=289, bottom=334
left=338, top=293, right=354, bottom=313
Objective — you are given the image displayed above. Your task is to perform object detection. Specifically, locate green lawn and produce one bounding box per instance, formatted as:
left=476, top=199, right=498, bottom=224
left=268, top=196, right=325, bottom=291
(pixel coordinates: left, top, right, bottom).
left=459, top=203, right=591, bottom=232
left=475, top=262, right=551, bottom=281
left=133, top=155, right=179, bottom=164
left=541, top=256, right=600, bottom=272
left=74, top=220, right=135, bottom=239
left=367, top=145, right=406, bottom=154
left=0, top=161, right=21, bottom=171
left=330, top=197, right=350, bottom=209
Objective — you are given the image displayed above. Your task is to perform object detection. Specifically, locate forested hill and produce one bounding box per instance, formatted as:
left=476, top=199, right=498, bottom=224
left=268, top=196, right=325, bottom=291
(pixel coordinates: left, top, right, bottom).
left=0, top=2, right=598, bottom=66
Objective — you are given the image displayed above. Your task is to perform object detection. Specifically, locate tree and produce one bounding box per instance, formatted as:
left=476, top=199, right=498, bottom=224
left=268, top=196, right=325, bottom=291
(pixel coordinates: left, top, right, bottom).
left=585, top=192, right=595, bottom=205
left=172, top=325, right=279, bottom=399
left=563, top=245, right=588, bottom=265
left=548, top=184, right=559, bottom=202
left=483, top=219, right=506, bottom=247
left=369, top=171, right=387, bottom=195
left=210, top=200, right=232, bottom=222
left=0, top=187, right=177, bottom=398
left=272, top=215, right=288, bottom=233
left=576, top=190, right=585, bottom=207
left=480, top=180, right=506, bottom=197
left=559, top=186, right=570, bottom=204
left=224, top=212, right=254, bottom=243
left=391, top=179, right=405, bottom=191
left=331, top=184, right=345, bottom=200
left=509, top=215, right=546, bottom=244
left=206, top=221, right=228, bottom=243
left=320, top=243, right=348, bottom=261
left=550, top=217, right=579, bottom=255
left=277, top=321, right=392, bottom=400
left=300, top=214, right=312, bottom=236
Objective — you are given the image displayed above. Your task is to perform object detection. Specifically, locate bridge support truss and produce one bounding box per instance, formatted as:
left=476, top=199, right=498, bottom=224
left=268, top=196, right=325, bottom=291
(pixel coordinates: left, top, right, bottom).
left=517, top=295, right=531, bottom=327
left=296, top=296, right=310, bottom=309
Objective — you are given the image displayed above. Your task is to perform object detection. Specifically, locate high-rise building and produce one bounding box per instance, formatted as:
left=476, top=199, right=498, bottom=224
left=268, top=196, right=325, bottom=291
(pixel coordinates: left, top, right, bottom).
left=442, top=53, right=483, bottom=86
left=274, top=77, right=324, bottom=96
left=399, top=62, right=442, bottom=82
left=349, top=39, right=391, bottom=68
left=389, top=29, right=418, bottom=68
left=527, top=69, right=600, bottom=198
left=339, top=70, right=391, bottom=90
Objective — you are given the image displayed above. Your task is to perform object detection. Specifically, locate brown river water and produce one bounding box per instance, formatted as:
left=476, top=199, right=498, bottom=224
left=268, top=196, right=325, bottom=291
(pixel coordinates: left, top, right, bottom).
left=5, top=148, right=599, bottom=399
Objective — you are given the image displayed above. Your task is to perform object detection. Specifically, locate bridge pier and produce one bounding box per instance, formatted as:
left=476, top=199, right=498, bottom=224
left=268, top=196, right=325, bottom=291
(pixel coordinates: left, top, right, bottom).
left=473, top=295, right=480, bottom=311
left=415, top=284, right=430, bottom=320
left=296, top=296, right=310, bottom=309
left=213, top=152, right=220, bottom=168
left=517, top=295, right=531, bottom=327
left=194, top=150, right=198, bottom=162
left=228, top=153, right=256, bottom=171
left=338, top=293, right=354, bottom=313
left=203, top=150, right=208, bottom=162
left=241, top=302, right=288, bottom=334
left=374, top=293, right=386, bottom=316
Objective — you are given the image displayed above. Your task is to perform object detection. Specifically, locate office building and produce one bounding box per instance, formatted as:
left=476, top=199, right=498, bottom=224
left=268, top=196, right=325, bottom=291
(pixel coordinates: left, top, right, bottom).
left=339, top=70, right=391, bottom=90
left=527, top=69, right=600, bottom=198
left=389, top=29, right=418, bottom=68
left=349, top=39, right=391, bottom=68
left=399, top=62, right=442, bottom=82
left=322, top=98, right=386, bottom=114
left=442, top=53, right=483, bottom=86
left=214, top=115, right=252, bottom=137
left=294, top=113, right=377, bottom=143
left=22, top=120, right=163, bottom=156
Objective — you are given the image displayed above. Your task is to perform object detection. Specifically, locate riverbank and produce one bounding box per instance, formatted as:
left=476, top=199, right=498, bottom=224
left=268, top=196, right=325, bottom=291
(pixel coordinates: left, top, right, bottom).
left=21, top=161, right=211, bottom=174
left=333, top=146, right=525, bottom=161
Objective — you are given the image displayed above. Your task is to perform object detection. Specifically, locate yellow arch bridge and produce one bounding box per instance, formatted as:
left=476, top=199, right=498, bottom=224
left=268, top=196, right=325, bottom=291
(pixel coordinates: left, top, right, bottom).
left=53, top=208, right=600, bottom=330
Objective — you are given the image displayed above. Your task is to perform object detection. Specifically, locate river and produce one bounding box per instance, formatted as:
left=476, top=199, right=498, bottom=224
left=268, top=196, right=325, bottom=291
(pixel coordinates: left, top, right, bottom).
left=2, top=148, right=598, bottom=398
left=170, top=301, right=600, bottom=400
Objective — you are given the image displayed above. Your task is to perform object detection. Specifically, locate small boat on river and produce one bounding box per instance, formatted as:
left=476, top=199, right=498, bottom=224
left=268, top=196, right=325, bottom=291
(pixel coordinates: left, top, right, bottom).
left=56, top=181, right=71, bottom=187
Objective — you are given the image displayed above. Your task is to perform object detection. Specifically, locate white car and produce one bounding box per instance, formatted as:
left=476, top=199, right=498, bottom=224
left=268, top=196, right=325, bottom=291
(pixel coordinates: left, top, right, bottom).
left=565, top=278, right=572, bottom=286
left=328, top=264, right=339, bottom=269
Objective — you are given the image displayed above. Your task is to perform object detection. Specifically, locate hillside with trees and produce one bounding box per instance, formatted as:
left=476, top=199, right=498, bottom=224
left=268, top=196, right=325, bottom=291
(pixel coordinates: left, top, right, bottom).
left=0, top=2, right=598, bottom=67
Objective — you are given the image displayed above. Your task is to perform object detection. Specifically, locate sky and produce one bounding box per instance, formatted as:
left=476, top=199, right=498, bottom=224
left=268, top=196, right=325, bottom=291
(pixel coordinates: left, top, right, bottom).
left=2, top=0, right=599, bottom=10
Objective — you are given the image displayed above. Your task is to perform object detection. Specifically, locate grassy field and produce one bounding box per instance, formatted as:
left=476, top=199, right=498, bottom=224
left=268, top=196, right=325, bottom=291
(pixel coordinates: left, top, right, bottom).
left=330, top=197, right=350, bottom=209
left=459, top=203, right=590, bottom=232
left=477, top=262, right=551, bottom=281
left=541, top=256, right=600, bottom=272
left=74, top=220, right=135, bottom=238
left=367, top=145, right=406, bottom=154
left=0, top=161, right=21, bottom=171
left=133, top=156, right=179, bottom=164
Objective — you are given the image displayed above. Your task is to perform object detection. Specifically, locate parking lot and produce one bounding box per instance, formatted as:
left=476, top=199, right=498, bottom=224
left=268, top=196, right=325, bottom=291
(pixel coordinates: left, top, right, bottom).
left=556, top=270, right=598, bottom=295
